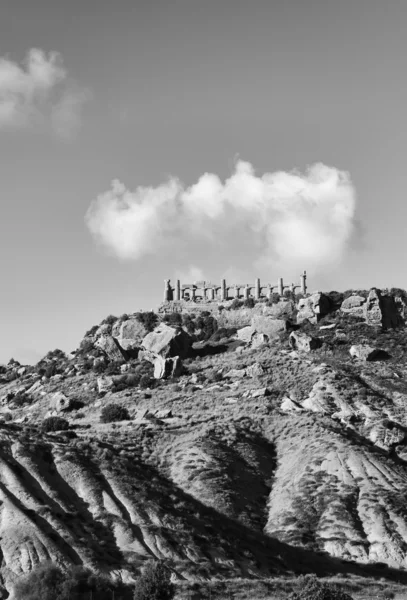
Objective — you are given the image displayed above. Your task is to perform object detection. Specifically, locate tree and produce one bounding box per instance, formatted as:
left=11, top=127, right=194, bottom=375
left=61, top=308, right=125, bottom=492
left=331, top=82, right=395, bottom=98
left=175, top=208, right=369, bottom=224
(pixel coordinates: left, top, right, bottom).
left=133, top=561, right=175, bottom=600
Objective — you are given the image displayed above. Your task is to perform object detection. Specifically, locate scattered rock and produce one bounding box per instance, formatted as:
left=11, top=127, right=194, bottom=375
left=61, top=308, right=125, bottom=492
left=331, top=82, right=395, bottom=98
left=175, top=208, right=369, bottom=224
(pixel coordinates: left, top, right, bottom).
left=49, top=392, right=71, bottom=413
left=289, top=331, right=321, bottom=352
left=363, top=288, right=383, bottom=326
left=153, top=355, right=182, bottom=379
left=251, top=333, right=269, bottom=349
left=319, top=323, right=336, bottom=330
left=236, top=326, right=256, bottom=343
left=281, top=397, right=303, bottom=412
left=297, top=292, right=331, bottom=324
left=340, top=295, right=366, bottom=318
left=250, top=316, right=286, bottom=338
left=250, top=387, right=270, bottom=398
left=97, top=376, right=115, bottom=394
left=225, top=368, right=246, bottom=378
left=349, top=344, right=387, bottom=361
left=245, top=363, right=264, bottom=378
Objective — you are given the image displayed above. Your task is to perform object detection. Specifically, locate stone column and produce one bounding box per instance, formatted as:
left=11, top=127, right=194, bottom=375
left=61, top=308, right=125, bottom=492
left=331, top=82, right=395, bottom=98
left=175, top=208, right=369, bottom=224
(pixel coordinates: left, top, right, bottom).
left=278, top=277, right=284, bottom=297
left=300, top=271, right=307, bottom=295
left=191, top=286, right=196, bottom=301
left=234, top=285, right=239, bottom=299
left=244, top=285, right=250, bottom=299
left=221, top=279, right=227, bottom=301
left=267, top=285, right=273, bottom=300
left=255, top=278, right=261, bottom=300
left=208, top=288, right=215, bottom=300
left=175, top=279, right=181, bottom=301
left=163, top=279, right=170, bottom=302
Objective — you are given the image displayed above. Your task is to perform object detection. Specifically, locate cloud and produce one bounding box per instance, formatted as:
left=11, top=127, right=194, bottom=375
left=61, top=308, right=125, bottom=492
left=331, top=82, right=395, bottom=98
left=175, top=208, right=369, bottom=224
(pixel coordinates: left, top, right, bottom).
left=0, top=48, right=87, bottom=137
left=85, top=161, right=356, bottom=274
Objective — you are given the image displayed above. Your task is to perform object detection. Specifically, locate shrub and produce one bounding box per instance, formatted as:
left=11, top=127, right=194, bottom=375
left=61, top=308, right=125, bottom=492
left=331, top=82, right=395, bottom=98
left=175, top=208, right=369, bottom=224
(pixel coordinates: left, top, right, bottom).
left=289, top=575, right=353, bottom=600
left=100, top=404, right=130, bottom=423
left=244, top=297, right=255, bottom=308
left=84, top=324, right=98, bottom=337
left=13, top=563, right=132, bottom=600
left=163, top=313, right=182, bottom=326
left=133, top=561, right=175, bottom=600
left=229, top=298, right=244, bottom=310
left=42, top=417, right=69, bottom=432
left=140, top=375, right=154, bottom=389
left=135, top=311, right=158, bottom=332
left=101, top=314, right=117, bottom=326
left=12, top=392, right=32, bottom=408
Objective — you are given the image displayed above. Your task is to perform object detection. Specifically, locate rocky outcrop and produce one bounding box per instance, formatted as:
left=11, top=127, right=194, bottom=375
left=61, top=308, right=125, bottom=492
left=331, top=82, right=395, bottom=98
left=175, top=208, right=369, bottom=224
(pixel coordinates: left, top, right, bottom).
left=250, top=316, right=286, bottom=338
left=49, top=391, right=71, bottom=413
left=153, top=355, right=182, bottom=379
left=97, top=375, right=115, bottom=394
left=117, top=318, right=148, bottom=351
left=142, top=324, right=192, bottom=359
left=364, top=288, right=383, bottom=326
left=289, top=331, right=321, bottom=352
left=349, top=344, right=382, bottom=361
left=95, top=335, right=128, bottom=362
left=297, top=292, right=331, bottom=324
left=340, top=295, right=366, bottom=317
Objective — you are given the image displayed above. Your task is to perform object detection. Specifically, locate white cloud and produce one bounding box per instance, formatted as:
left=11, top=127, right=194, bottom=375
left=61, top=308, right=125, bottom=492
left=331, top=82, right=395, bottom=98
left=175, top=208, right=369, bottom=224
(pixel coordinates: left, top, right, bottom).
left=85, top=161, right=356, bottom=274
left=0, top=48, right=87, bottom=137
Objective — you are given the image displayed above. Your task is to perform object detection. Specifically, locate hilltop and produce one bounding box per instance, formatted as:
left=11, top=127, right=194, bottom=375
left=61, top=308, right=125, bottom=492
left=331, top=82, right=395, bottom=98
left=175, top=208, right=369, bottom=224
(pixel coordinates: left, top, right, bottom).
left=2, top=287, right=407, bottom=598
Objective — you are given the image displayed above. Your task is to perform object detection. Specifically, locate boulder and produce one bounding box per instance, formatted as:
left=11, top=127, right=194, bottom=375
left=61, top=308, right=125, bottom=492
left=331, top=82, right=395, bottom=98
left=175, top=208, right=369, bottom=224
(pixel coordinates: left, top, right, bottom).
left=297, top=293, right=331, bottom=324
left=251, top=387, right=270, bottom=398
left=153, top=355, right=182, bottom=379
left=363, top=288, right=382, bottom=326
left=246, top=363, right=264, bottom=378
left=49, top=392, right=71, bottom=413
left=236, top=326, right=256, bottom=343
left=226, top=368, right=246, bottom=378
left=349, top=344, right=382, bottom=361
left=251, top=333, right=269, bottom=349
left=262, top=300, right=296, bottom=320
left=95, top=335, right=128, bottom=362
left=118, top=318, right=148, bottom=350
left=281, top=397, right=303, bottom=412
left=380, top=293, right=403, bottom=329
left=250, top=316, right=286, bottom=338
left=341, top=295, right=366, bottom=318
left=142, top=324, right=192, bottom=359
left=97, top=376, right=115, bottom=394
left=289, top=331, right=321, bottom=352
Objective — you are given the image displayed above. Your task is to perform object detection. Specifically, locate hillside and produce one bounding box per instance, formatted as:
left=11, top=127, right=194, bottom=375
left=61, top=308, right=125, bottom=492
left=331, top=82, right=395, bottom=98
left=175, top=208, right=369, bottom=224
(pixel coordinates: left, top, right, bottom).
left=3, top=288, right=407, bottom=598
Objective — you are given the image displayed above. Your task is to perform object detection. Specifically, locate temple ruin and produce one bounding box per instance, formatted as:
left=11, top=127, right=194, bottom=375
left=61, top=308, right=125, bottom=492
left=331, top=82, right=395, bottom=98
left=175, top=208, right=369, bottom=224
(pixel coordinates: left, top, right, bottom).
left=162, top=271, right=307, bottom=303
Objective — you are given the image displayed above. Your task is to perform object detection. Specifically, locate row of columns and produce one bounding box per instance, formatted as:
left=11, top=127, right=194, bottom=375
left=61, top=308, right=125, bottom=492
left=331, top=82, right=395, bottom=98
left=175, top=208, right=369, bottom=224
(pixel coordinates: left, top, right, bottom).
left=164, top=271, right=307, bottom=302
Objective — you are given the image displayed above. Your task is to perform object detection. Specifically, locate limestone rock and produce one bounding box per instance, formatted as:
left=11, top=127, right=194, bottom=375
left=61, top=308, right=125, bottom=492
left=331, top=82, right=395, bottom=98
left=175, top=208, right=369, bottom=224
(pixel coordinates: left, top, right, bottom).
left=251, top=333, right=269, bottom=349
left=289, top=331, right=321, bottom=352
left=226, top=368, right=246, bottom=378
left=250, top=387, right=270, bottom=398
left=297, top=293, right=331, bottom=324
left=340, top=295, right=366, bottom=318
left=142, top=324, right=192, bottom=359
left=245, top=363, right=264, bottom=378
left=380, top=293, right=403, bottom=329
left=363, top=288, right=382, bottom=326
left=97, top=376, right=115, bottom=394
left=236, top=326, right=256, bottom=343
left=118, top=318, right=148, bottom=350
left=262, top=300, right=296, bottom=320
left=281, top=397, right=303, bottom=412
left=95, top=335, right=127, bottom=362
left=153, top=355, right=182, bottom=379
left=49, top=392, right=71, bottom=413
left=349, top=344, right=382, bottom=361
left=250, top=316, right=286, bottom=338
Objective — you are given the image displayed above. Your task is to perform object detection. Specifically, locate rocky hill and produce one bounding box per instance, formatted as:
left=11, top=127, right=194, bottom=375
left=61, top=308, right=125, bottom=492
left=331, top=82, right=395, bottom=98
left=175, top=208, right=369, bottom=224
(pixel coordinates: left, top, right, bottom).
left=2, top=287, right=407, bottom=598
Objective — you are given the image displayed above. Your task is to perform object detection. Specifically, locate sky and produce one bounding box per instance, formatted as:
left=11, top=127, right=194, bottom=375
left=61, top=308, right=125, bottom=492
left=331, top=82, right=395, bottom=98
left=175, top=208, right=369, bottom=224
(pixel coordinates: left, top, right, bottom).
left=1, top=0, right=406, bottom=364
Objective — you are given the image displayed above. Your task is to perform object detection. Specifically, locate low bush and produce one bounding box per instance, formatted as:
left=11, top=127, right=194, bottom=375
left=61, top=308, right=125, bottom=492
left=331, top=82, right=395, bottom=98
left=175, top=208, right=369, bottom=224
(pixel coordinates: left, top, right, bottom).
left=100, top=404, right=130, bottom=423
left=13, top=563, right=133, bottom=600
left=12, top=392, right=32, bottom=408
left=132, top=560, right=175, bottom=600
left=42, top=417, right=69, bottom=432
left=289, top=575, right=353, bottom=600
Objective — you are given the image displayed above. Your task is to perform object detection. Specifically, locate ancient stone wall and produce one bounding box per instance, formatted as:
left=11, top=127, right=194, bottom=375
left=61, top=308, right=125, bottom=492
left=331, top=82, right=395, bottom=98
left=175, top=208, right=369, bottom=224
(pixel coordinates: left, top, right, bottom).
left=161, top=271, right=307, bottom=307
